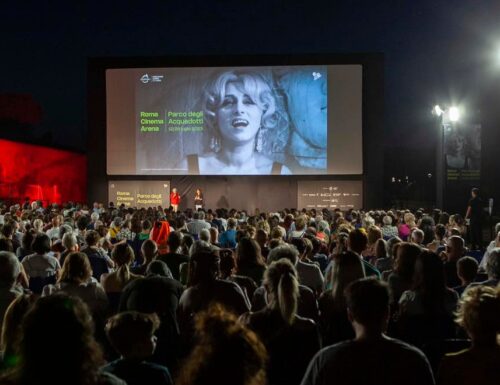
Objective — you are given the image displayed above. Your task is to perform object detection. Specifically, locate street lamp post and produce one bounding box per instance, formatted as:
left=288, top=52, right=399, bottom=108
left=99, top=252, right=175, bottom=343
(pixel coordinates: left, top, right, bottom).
left=432, top=105, right=460, bottom=210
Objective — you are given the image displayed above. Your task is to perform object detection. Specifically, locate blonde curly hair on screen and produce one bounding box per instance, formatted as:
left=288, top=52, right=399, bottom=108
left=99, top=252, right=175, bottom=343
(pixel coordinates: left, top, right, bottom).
left=203, top=70, right=289, bottom=154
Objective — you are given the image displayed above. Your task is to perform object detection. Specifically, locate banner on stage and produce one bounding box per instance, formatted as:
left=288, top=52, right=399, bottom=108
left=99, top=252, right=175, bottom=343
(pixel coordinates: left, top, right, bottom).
left=108, top=180, right=170, bottom=208
left=297, top=180, right=363, bottom=210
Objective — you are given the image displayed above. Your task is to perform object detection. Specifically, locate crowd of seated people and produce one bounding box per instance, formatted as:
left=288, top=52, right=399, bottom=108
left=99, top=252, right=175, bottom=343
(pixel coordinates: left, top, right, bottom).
left=0, top=200, right=498, bottom=384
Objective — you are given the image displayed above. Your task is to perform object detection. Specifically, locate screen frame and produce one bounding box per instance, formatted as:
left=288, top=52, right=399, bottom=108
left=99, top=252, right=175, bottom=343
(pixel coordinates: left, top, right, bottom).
left=88, top=53, right=384, bottom=209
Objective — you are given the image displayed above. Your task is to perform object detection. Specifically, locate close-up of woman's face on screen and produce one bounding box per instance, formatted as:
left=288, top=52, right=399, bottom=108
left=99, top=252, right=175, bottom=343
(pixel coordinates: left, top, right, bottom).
left=106, top=64, right=362, bottom=176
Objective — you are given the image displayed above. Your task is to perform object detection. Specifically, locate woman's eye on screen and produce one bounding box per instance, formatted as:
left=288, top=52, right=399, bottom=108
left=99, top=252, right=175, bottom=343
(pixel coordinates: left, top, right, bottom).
left=221, top=97, right=235, bottom=107
left=243, top=95, right=256, bottom=105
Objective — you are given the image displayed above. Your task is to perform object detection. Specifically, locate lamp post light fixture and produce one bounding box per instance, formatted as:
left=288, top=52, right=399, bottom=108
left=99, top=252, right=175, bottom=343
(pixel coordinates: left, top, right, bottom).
left=432, top=105, right=461, bottom=209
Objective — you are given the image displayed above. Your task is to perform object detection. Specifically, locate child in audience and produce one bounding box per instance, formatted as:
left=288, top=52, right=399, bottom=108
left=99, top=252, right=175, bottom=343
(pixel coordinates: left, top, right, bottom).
left=103, top=311, right=173, bottom=385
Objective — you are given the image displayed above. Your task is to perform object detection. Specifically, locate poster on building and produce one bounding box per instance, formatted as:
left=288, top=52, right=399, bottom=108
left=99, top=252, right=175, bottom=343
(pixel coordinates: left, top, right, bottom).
left=444, top=123, right=481, bottom=182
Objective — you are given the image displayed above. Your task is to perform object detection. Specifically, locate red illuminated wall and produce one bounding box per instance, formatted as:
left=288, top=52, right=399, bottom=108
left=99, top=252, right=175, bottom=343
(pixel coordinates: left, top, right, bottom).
left=0, top=139, right=87, bottom=205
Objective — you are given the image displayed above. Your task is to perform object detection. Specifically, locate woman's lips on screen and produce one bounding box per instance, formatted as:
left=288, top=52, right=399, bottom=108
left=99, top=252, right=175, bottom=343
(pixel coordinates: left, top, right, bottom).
left=232, top=118, right=249, bottom=128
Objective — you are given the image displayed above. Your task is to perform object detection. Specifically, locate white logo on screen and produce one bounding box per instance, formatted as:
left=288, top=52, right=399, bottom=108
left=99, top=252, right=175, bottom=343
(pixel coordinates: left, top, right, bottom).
left=141, top=74, right=163, bottom=84
left=312, top=72, right=322, bottom=80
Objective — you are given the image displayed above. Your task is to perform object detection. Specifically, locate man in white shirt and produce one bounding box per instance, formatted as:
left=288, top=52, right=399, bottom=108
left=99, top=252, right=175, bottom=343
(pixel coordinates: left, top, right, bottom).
left=46, top=215, right=62, bottom=240
left=186, top=211, right=211, bottom=238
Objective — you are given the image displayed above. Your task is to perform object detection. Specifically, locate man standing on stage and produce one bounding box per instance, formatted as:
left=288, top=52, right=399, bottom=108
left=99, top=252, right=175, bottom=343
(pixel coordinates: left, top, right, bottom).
left=466, top=187, right=483, bottom=250
left=170, top=188, right=181, bottom=212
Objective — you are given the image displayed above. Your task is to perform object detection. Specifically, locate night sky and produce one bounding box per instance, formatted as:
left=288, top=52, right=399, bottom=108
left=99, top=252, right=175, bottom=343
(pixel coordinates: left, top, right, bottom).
left=2, top=0, right=500, bottom=153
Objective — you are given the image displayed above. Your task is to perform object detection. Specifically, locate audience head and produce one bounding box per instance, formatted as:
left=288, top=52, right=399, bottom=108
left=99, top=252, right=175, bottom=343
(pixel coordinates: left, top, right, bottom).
left=31, top=233, right=51, bottom=254
left=227, top=218, right=237, bottom=229
left=1, top=294, right=36, bottom=366
left=394, top=242, right=420, bottom=281
left=434, top=224, right=446, bottom=241
left=0, top=251, right=20, bottom=289
left=84, top=230, right=100, bottom=247
left=446, top=235, right=466, bottom=261
left=167, top=231, right=182, bottom=253
left=59, top=224, right=73, bottom=240
left=263, top=259, right=299, bottom=324
left=145, top=260, right=173, bottom=279
left=188, top=251, right=220, bottom=286
left=59, top=252, right=92, bottom=284
left=62, top=232, right=78, bottom=251
left=374, top=238, right=388, bottom=259
left=111, top=243, right=135, bottom=286
left=410, top=228, right=424, bottom=245
left=32, top=218, right=44, bottom=232
left=236, top=237, right=264, bottom=267
left=346, top=278, right=390, bottom=334
left=348, top=228, right=368, bottom=254
left=0, top=239, right=13, bottom=252
left=382, top=215, right=393, bottom=226
left=181, top=234, right=194, bottom=255
left=367, top=226, right=382, bottom=246
left=106, top=311, right=160, bottom=359
left=1, top=222, right=15, bottom=239
left=189, top=240, right=214, bottom=257
left=111, top=243, right=135, bottom=267
left=330, top=251, right=365, bottom=307
left=20, top=230, right=35, bottom=253
left=13, top=294, right=103, bottom=384
left=456, top=285, right=500, bottom=345
left=413, top=251, right=448, bottom=314
left=294, top=215, right=307, bottom=231
left=386, top=236, right=402, bottom=259
left=176, top=304, right=267, bottom=385
left=457, top=256, right=478, bottom=285
left=199, top=228, right=211, bottom=242
left=219, top=249, right=236, bottom=279
left=141, top=239, right=158, bottom=261
left=267, top=243, right=299, bottom=266
left=486, top=248, right=500, bottom=280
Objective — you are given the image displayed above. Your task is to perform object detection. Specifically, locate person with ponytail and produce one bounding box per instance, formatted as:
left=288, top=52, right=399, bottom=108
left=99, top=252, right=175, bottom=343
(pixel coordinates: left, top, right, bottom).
left=240, top=259, right=320, bottom=385
left=101, top=243, right=141, bottom=313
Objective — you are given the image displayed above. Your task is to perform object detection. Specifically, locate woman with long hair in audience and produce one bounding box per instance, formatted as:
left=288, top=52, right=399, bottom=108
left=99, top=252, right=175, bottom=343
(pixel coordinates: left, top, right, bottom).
left=178, top=249, right=250, bottom=347
left=219, top=249, right=257, bottom=305
left=42, top=252, right=109, bottom=320
left=319, top=250, right=365, bottom=345
left=101, top=243, right=140, bottom=313
left=397, top=250, right=459, bottom=346
left=240, top=258, right=320, bottom=385
left=236, top=237, right=266, bottom=285
left=0, top=294, right=126, bottom=385
left=387, top=242, right=420, bottom=308
left=438, top=285, right=500, bottom=385
left=176, top=304, right=267, bottom=385
left=362, top=225, right=382, bottom=259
